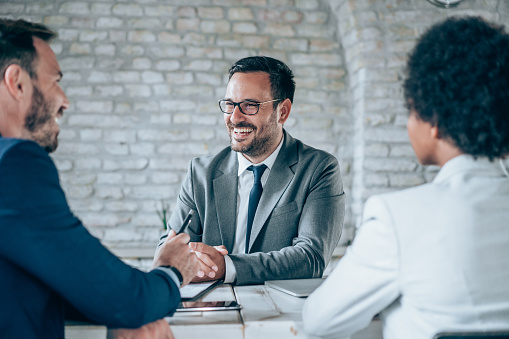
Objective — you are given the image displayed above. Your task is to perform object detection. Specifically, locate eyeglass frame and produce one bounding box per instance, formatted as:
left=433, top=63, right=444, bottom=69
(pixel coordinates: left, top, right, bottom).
left=218, top=98, right=282, bottom=115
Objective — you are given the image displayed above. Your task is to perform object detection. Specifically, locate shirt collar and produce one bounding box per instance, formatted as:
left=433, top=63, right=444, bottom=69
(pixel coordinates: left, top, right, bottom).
left=237, top=134, right=284, bottom=176
left=433, top=154, right=508, bottom=184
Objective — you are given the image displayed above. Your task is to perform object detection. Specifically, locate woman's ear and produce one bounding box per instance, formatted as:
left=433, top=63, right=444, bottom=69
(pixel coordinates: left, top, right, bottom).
left=430, top=124, right=441, bottom=140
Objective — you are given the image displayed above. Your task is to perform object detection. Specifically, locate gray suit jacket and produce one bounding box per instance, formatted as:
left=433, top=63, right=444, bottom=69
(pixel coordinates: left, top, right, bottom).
left=168, top=130, right=345, bottom=285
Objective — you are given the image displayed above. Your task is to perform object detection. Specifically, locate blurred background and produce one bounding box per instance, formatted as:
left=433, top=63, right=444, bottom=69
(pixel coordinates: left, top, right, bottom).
left=1, top=0, right=508, bottom=268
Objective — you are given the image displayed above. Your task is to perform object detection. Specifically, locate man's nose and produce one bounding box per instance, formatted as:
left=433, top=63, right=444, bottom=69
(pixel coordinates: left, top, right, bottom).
left=61, top=93, right=70, bottom=112
left=229, top=104, right=245, bottom=124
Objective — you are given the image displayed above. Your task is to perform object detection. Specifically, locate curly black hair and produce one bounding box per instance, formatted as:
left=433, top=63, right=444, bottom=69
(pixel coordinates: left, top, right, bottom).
left=228, top=56, right=296, bottom=109
left=403, top=16, right=509, bottom=160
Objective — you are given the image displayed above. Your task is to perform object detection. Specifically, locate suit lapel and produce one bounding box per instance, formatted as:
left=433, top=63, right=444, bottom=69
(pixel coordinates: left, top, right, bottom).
left=213, top=151, right=238, bottom=252
left=248, top=131, right=298, bottom=252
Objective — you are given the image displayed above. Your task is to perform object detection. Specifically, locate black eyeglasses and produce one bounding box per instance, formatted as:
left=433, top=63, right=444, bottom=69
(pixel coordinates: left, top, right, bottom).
left=218, top=99, right=281, bottom=115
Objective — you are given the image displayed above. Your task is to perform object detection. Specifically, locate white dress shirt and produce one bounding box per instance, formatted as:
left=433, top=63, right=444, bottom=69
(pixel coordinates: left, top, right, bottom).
left=303, top=155, right=509, bottom=339
left=223, top=136, right=284, bottom=283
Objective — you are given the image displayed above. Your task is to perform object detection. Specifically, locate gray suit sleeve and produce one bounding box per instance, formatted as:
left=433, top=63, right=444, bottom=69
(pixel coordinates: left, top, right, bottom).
left=230, top=155, right=345, bottom=285
left=167, top=159, right=202, bottom=242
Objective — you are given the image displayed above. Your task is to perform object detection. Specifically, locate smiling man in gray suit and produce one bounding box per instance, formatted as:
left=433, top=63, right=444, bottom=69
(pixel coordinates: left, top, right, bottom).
left=159, top=56, right=345, bottom=285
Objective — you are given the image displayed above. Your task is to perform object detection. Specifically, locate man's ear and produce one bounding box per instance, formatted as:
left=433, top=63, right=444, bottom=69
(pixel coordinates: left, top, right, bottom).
left=3, top=64, right=30, bottom=101
left=278, top=98, right=292, bottom=124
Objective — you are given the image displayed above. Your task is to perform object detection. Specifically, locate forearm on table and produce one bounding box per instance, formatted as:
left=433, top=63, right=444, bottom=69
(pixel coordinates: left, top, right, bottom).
left=229, top=244, right=324, bottom=285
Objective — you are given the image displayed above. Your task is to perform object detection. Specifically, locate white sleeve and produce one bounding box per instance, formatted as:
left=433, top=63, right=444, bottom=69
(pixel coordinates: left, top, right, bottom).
left=223, top=255, right=237, bottom=284
left=302, top=195, right=401, bottom=338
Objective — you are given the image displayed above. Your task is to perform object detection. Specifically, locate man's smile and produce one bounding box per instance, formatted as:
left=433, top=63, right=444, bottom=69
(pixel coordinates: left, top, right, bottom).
left=233, top=127, right=254, bottom=138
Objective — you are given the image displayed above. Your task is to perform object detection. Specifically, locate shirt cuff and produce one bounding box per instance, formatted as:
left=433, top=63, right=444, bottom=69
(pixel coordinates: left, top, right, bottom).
left=223, top=255, right=237, bottom=284
left=153, top=267, right=181, bottom=289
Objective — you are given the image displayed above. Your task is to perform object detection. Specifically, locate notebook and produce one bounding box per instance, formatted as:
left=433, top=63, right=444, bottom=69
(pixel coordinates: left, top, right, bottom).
left=265, top=278, right=326, bottom=298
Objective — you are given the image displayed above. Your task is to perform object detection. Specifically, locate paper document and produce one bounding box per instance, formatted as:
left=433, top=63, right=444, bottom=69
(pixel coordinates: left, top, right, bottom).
left=180, top=280, right=221, bottom=301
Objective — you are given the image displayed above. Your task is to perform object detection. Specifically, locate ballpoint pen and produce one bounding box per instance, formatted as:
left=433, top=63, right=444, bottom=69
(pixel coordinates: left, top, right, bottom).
left=158, top=209, right=195, bottom=246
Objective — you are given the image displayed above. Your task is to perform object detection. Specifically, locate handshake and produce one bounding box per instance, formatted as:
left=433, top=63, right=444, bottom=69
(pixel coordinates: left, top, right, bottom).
left=152, top=221, right=229, bottom=286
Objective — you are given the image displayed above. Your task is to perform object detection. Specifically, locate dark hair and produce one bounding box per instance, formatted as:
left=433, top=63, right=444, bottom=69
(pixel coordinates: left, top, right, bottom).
left=403, top=16, right=509, bottom=160
left=0, top=19, right=56, bottom=79
left=228, top=56, right=296, bottom=109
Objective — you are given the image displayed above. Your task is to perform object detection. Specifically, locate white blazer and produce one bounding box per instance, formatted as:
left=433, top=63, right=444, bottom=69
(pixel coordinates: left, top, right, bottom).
left=303, top=155, right=509, bottom=339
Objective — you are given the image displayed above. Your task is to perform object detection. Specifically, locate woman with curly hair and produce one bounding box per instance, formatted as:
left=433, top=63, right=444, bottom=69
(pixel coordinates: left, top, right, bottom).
left=303, top=16, right=509, bottom=339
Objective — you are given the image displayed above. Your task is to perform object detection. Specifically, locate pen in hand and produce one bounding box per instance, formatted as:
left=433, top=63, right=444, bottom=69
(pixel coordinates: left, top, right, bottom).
left=158, top=210, right=195, bottom=246
left=176, top=209, right=194, bottom=234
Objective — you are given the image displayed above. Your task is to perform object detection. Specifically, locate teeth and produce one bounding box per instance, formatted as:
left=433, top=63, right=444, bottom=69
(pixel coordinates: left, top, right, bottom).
left=234, top=127, right=253, bottom=133
left=55, top=118, right=60, bottom=125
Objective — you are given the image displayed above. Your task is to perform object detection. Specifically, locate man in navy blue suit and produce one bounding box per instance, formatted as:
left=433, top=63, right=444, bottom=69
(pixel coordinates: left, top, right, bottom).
left=0, top=19, right=199, bottom=338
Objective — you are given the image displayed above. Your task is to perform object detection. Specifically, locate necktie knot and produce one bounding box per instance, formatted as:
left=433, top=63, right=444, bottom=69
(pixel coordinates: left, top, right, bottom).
left=248, top=164, right=267, bottom=184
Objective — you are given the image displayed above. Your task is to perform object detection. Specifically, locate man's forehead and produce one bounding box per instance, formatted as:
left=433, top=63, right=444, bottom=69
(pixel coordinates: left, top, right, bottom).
left=226, top=72, right=272, bottom=97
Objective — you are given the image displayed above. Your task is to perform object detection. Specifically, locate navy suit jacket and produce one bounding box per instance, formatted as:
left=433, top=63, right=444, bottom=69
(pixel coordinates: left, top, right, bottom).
left=0, top=138, right=180, bottom=338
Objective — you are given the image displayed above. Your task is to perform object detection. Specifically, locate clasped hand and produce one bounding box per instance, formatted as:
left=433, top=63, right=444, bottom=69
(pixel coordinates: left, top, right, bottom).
left=152, top=230, right=199, bottom=286
left=188, top=242, right=228, bottom=282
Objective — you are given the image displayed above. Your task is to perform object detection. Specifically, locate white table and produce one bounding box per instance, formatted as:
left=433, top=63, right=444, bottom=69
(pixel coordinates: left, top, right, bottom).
left=65, top=282, right=382, bottom=339
left=168, top=284, right=383, bottom=339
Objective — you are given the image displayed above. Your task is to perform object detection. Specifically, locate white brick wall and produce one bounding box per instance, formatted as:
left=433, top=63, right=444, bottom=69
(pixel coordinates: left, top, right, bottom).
left=2, top=0, right=507, bottom=258
left=330, top=0, right=508, bottom=233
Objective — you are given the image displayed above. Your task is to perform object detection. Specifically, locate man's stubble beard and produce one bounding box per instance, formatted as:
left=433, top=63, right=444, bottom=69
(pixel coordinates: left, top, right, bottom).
left=24, top=84, right=58, bottom=153
left=228, top=109, right=280, bottom=159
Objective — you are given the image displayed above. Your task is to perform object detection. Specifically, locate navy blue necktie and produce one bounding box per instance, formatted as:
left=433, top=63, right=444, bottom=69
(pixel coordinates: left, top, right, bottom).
left=245, top=164, right=267, bottom=253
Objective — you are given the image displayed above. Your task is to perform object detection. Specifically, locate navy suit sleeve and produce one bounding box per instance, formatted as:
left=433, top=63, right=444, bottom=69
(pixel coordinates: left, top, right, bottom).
left=0, top=141, right=180, bottom=328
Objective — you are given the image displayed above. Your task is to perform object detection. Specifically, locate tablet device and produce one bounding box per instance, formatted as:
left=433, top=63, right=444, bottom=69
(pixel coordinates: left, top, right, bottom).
left=176, top=300, right=241, bottom=312
left=180, top=280, right=222, bottom=301
left=265, top=278, right=325, bottom=297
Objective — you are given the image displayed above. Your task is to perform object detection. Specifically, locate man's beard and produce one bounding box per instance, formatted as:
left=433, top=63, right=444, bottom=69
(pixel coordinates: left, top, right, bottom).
left=228, top=109, right=279, bottom=158
left=24, top=85, right=58, bottom=153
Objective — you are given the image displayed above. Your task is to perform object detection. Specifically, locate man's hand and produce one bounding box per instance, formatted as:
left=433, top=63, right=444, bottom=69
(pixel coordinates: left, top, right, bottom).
left=153, top=230, right=199, bottom=286
left=188, top=242, right=227, bottom=282
left=112, top=319, right=175, bottom=339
